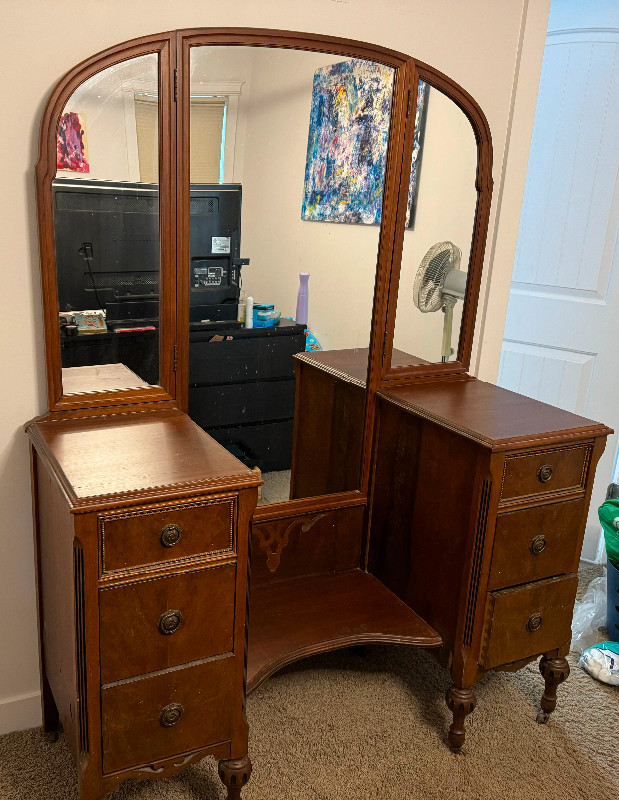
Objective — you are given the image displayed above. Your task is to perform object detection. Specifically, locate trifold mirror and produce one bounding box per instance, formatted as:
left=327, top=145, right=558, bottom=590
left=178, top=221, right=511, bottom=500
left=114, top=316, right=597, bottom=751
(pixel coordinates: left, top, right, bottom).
left=36, top=29, right=491, bottom=506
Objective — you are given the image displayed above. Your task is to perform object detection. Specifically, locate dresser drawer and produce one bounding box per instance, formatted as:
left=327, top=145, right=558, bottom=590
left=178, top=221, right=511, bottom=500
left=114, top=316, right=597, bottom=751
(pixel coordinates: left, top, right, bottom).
left=99, top=564, right=236, bottom=683
left=488, top=500, right=584, bottom=590
left=480, top=574, right=578, bottom=669
left=100, top=496, right=235, bottom=575
left=101, top=656, right=236, bottom=774
left=500, top=445, right=590, bottom=504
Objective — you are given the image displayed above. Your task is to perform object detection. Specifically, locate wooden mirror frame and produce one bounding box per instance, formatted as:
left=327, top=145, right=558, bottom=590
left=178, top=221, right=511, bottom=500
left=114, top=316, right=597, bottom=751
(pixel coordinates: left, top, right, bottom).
left=380, top=61, right=493, bottom=381
left=35, top=29, right=492, bottom=473
left=35, top=32, right=177, bottom=411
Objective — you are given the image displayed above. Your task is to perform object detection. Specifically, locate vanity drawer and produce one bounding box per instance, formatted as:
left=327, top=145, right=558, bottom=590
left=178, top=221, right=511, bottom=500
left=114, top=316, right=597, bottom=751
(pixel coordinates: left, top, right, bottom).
left=100, top=497, right=235, bottom=575
left=101, top=656, right=236, bottom=774
left=500, top=444, right=590, bottom=504
left=99, top=564, right=236, bottom=684
left=480, top=574, right=578, bottom=669
left=488, top=500, right=584, bottom=590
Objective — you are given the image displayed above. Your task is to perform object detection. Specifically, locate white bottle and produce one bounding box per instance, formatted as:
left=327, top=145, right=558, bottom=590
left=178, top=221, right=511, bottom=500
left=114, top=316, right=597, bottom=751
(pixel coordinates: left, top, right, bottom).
left=245, top=296, right=254, bottom=329
left=237, top=289, right=247, bottom=323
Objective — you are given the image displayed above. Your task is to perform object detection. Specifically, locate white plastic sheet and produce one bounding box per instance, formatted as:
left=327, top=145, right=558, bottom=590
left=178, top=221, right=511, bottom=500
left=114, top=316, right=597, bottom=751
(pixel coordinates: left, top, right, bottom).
left=570, top=570, right=607, bottom=654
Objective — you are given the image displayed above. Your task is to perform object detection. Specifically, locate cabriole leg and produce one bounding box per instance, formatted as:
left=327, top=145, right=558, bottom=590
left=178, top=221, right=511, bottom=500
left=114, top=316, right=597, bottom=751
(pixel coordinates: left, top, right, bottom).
left=537, top=655, right=570, bottom=724
left=446, top=685, right=476, bottom=749
left=218, top=755, right=252, bottom=800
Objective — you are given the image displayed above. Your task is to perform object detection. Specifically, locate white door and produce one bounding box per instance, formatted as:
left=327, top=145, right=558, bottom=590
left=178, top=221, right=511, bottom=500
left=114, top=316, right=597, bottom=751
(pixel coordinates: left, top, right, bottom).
left=498, top=3, right=619, bottom=561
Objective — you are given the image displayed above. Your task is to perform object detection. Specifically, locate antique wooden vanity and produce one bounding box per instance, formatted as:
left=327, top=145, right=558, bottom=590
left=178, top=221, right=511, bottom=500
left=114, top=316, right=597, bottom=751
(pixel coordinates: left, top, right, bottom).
left=27, top=28, right=611, bottom=800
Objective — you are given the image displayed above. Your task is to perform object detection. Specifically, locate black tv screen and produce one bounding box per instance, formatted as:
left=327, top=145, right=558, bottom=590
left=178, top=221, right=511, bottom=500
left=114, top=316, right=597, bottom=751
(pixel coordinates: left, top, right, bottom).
left=52, top=179, right=243, bottom=322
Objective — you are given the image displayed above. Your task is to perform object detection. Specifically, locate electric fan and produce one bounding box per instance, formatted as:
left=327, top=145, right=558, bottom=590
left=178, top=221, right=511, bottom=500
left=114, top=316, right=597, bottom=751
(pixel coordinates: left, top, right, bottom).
left=413, top=241, right=467, bottom=362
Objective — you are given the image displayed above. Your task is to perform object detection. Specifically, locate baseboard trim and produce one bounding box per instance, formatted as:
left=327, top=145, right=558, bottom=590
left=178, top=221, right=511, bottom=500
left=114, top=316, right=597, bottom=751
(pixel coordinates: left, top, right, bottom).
left=0, top=691, right=42, bottom=736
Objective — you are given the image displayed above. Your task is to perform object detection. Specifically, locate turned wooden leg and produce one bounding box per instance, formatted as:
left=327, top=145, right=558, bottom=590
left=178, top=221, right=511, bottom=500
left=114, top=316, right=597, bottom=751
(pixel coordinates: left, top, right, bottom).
left=218, top=755, right=252, bottom=800
left=445, top=685, right=476, bottom=749
left=537, top=655, right=570, bottom=724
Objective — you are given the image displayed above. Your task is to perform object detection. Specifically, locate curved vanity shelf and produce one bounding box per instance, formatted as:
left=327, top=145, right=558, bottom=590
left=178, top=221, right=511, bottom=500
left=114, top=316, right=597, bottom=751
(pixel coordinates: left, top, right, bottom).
left=246, top=569, right=442, bottom=694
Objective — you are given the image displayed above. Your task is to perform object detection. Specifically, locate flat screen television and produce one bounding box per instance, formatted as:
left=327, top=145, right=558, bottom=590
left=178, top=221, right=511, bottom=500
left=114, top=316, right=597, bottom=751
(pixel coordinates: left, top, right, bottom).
left=52, top=179, right=244, bottom=324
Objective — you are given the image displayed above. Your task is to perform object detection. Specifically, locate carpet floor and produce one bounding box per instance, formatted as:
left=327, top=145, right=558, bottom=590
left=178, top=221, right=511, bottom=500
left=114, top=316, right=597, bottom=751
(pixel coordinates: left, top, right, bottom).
left=1, top=566, right=616, bottom=800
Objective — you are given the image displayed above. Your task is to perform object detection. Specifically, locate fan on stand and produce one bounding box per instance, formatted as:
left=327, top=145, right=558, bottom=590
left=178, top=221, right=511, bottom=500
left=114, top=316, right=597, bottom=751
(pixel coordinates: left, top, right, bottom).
left=413, top=241, right=467, bottom=362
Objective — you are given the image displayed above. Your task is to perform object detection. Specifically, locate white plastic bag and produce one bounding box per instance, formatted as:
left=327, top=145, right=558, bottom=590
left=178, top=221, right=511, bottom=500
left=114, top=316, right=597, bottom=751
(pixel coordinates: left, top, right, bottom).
left=570, top=571, right=607, bottom=654
left=579, top=642, right=619, bottom=686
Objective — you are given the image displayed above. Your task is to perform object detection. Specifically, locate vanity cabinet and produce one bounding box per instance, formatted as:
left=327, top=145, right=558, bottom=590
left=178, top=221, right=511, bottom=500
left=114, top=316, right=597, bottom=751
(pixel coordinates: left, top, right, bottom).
left=289, top=351, right=611, bottom=745
left=27, top=409, right=259, bottom=799
left=368, top=378, right=609, bottom=744
left=28, top=24, right=613, bottom=800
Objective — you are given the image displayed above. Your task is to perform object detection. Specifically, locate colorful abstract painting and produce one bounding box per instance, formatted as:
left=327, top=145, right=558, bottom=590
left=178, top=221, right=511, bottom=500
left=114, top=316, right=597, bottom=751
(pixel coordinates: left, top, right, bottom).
left=406, top=80, right=429, bottom=229
left=57, top=112, right=90, bottom=173
left=301, top=59, right=394, bottom=225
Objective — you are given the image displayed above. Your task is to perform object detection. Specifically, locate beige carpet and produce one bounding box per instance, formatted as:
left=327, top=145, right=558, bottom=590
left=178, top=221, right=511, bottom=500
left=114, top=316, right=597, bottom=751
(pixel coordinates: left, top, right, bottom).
left=1, top=566, right=616, bottom=800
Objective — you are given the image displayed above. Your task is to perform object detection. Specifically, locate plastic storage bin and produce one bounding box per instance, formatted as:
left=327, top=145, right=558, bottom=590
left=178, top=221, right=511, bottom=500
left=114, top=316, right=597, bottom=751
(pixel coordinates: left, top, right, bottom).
left=608, top=559, right=619, bottom=643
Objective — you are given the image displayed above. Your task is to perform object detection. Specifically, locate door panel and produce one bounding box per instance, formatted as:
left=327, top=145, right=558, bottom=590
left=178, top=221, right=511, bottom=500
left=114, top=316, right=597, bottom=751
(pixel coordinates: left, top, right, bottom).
left=500, top=16, right=619, bottom=561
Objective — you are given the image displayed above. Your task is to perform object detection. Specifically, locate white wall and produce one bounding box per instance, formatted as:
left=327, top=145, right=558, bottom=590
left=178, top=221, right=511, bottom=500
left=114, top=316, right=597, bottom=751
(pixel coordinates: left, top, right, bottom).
left=0, top=0, right=549, bottom=734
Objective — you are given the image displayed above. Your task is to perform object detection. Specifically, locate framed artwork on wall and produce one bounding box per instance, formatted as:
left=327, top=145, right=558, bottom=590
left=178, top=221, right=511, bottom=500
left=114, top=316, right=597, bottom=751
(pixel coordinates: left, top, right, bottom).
left=56, top=112, right=90, bottom=173
left=301, top=59, right=394, bottom=225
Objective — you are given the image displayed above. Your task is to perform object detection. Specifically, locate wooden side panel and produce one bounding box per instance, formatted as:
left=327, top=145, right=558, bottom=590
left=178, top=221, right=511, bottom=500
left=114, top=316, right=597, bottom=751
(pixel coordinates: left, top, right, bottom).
left=290, top=361, right=366, bottom=499
left=368, top=401, right=483, bottom=652
left=34, top=452, right=79, bottom=759
left=251, top=506, right=364, bottom=587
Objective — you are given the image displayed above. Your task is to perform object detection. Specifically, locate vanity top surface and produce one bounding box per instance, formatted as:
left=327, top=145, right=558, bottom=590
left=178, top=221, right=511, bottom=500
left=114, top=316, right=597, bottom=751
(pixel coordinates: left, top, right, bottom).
left=295, top=348, right=429, bottom=385
left=379, top=379, right=612, bottom=450
left=27, top=408, right=259, bottom=510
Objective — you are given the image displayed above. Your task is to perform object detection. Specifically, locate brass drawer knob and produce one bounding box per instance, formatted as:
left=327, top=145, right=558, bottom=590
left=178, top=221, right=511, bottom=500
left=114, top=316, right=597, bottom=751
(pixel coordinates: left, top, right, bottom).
left=158, top=609, right=183, bottom=635
left=529, top=535, right=547, bottom=555
left=538, top=465, right=553, bottom=483
left=526, top=613, right=543, bottom=633
left=159, top=703, right=184, bottom=727
left=160, top=523, right=182, bottom=548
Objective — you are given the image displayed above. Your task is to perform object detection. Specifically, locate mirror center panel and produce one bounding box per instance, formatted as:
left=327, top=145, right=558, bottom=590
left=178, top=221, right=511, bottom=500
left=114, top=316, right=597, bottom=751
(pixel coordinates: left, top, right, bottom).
left=186, top=46, right=395, bottom=505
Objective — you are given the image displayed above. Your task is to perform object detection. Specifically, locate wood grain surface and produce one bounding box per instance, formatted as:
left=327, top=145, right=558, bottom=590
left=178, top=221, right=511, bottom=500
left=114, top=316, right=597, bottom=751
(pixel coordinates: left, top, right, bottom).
left=28, top=409, right=259, bottom=508
left=247, top=569, right=441, bottom=693
left=99, top=564, right=236, bottom=683
left=379, top=379, right=612, bottom=450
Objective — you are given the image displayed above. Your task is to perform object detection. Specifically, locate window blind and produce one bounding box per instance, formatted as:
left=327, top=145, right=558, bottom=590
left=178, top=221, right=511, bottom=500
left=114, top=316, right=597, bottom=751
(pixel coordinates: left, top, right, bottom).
left=190, top=99, right=226, bottom=183
left=134, top=97, right=158, bottom=184
left=134, top=96, right=226, bottom=184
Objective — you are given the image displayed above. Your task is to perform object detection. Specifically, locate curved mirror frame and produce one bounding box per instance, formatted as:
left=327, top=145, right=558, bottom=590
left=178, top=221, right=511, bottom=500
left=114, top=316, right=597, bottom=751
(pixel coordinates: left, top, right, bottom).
left=35, top=30, right=493, bottom=487
left=381, top=61, right=493, bottom=381
left=36, top=33, right=176, bottom=410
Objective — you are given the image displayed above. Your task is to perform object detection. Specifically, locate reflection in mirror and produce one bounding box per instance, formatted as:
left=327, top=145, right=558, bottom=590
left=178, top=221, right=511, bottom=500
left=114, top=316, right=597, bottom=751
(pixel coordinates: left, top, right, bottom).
left=392, top=82, right=477, bottom=367
left=186, top=46, right=394, bottom=504
left=53, top=53, right=161, bottom=396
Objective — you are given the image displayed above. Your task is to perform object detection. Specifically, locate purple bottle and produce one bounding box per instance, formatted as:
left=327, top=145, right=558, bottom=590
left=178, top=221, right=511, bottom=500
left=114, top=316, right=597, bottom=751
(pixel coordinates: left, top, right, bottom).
left=295, top=272, right=310, bottom=326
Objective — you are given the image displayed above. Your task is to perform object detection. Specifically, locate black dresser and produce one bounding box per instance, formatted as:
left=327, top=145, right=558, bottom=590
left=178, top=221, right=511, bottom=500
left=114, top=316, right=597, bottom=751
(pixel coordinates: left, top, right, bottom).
left=188, top=319, right=306, bottom=472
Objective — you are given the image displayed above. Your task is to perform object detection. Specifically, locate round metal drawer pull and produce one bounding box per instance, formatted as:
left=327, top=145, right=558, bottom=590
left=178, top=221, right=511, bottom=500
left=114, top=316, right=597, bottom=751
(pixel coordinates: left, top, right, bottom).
left=538, top=465, right=553, bottom=483
left=526, top=613, right=543, bottom=633
left=159, top=703, right=184, bottom=727
left=529, top=535, right=547, bottom=555
left=158, top=609, right=183, bottom=635
left=160, top=523, right=182, bottom=548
